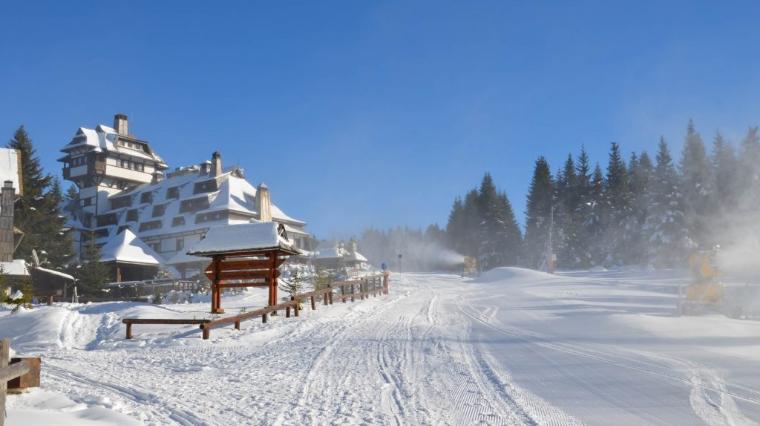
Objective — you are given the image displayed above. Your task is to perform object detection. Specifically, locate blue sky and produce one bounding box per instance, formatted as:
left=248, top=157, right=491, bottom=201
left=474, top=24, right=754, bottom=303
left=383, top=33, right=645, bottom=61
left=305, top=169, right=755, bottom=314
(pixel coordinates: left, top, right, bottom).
left=2, top=1, right=760, bottom=238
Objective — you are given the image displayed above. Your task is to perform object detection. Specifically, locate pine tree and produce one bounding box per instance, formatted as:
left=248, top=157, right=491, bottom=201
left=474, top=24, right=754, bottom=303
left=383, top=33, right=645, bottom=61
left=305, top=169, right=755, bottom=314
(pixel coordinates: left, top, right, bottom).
left=7, top=126, right=73, bottom=267
left=555, top=154, right=583, bottom=268
left=627, top=151, right=653, bottom=264
left=736, top=126, right=760, bottom=213
left=644, top=138, right=689, bottom=266
left=76, top=234, right=110, bottom=295
left=43, top=178, right=73, bottom=268
left=523, top=157, right=554, bottom=269
left=679, top=120, right=714, bottom=248
left=588, top=164, right=606, bottom=265
left=603, top=142, right=630, bottom=265
left=710, top=132, right=738, bottom=245
left=446, top=198, right=466, bottom=254
left=574, top=147, right=594, bottom=267
left=476, top=173, right=522, bottom=269
left=461, top=189, right=481, bottom=259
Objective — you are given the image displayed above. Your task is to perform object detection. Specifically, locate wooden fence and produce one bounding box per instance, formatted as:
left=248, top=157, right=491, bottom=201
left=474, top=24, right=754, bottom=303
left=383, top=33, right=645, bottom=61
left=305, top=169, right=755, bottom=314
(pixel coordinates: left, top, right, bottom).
left=1, top=339, right=30, bottom=426
left=123, top=273, right=389, bottom=341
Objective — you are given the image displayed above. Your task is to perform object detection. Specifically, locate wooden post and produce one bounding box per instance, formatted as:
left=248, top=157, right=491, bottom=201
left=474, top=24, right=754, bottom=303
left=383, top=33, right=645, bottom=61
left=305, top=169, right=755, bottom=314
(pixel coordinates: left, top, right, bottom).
left=125, top=323, right=133, bottom=339
left=311, top=295, right=316, bottom=310
left=351, top=283, right=355, bottom=302
left=328, top=286, right=333, bottom=305
left=211, top=255, right=224, bottom=314
left=262, top=312, right=268, bottom=323
left=270, top=252, right=279, bottom=315
left=202, top=327, right=210, bottom=340
left=383, top=272, right=389, bottom=295
left=286, top=306, right=291, bottom=318
left=341, top=285, right=346, bottom=303
left=294, top=298, right=300, bottom=317
left=1, top=338, right=8, bottom=426
left=234, top=321, right=240, bottom=330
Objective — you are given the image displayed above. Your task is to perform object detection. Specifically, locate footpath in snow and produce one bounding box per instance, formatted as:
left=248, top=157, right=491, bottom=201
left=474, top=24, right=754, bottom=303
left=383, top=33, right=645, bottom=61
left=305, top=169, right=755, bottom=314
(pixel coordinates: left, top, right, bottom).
left=1, top=268, right=760, bottom=425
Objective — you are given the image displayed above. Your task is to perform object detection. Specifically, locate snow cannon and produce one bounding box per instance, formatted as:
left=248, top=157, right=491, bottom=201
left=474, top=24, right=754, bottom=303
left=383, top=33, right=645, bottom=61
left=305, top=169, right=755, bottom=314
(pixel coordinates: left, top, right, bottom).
left=677, top=249, right=724, bottom=315
left=462, top=257, right=478, bottom=277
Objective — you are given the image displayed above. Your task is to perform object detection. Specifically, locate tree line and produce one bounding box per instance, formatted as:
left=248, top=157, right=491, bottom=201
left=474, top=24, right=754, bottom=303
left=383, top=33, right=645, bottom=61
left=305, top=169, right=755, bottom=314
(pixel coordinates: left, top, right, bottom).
left=445, top=120, right=760, bottom=270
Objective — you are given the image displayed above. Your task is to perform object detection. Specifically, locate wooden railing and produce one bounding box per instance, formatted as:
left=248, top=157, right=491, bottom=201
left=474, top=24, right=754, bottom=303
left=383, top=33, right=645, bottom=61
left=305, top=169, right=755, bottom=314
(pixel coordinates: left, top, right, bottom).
left=122, top=272, right=390, bottom=341
left=1, top=339, right=30, bottom=426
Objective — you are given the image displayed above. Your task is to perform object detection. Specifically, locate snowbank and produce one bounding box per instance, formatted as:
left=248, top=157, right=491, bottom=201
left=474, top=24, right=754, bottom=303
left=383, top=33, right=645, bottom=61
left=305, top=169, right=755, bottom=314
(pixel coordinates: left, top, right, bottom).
left=476, top=267, right=558, bottom=283
left=6, top=389, right=141, bottom=426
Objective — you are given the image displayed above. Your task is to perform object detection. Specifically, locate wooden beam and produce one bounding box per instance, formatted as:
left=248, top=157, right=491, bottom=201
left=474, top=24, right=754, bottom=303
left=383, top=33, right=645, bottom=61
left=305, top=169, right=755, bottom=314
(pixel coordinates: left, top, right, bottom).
left=217, top=282, right=269, bottom=289
left=205, top=269, right=279, bottom=281
left=205, top=258, right=285, bottom=273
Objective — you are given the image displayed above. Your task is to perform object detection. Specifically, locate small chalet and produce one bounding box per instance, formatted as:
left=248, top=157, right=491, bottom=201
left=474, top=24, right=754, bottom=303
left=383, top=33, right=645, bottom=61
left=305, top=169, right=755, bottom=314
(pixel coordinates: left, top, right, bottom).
left=99, top=229, right=163, bottom=282
left=314, top=240, right=369, bottom=271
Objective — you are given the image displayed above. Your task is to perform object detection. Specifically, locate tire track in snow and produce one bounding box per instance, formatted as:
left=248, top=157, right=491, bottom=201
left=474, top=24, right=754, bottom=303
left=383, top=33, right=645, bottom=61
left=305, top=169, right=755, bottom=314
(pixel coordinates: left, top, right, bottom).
left=459, top=303, right=760, bottom=424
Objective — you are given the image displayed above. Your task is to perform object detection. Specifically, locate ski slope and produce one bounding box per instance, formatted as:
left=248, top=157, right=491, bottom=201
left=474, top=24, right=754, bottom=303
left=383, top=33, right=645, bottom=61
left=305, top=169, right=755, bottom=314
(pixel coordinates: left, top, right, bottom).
left=2, top=268, right=760, bottom=425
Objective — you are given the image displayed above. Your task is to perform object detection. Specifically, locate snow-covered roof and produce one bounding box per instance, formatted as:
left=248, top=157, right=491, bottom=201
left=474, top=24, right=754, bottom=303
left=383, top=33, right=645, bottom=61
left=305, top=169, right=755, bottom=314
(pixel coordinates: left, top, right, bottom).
left=79, top=165, right=306, bottom=245
left=61, top=125, right=166, bottom=166
left=344, top=251, right=368, bottom=262
left=187, top=222, right=299, bottom=256
left=100, top=229, right=162, bottom=265
left=164, top=250, right=209, bottom=266
left=316, top=246, right=345, bottom=259
left=315, top=242, right=368, bottom=263
left=0, top=148, right=21, bottom=195
left=0, top=259, right=29, bottom=276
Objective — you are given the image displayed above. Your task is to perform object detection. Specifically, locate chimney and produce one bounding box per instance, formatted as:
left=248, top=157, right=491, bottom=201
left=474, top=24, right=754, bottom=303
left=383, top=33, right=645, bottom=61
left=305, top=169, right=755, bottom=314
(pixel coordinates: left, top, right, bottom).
left=212, top=151, right=222, bottom=176
left=256, top=183, right=272, bottom=222
left=0, top=181, right=16, bottom=262
left=114, top=113, right=129, bottom=135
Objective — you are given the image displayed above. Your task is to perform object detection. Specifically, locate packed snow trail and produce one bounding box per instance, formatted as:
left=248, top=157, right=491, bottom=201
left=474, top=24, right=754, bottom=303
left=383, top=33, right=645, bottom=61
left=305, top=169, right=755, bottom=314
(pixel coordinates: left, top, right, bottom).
left=3, top=268, right=760, bottom=425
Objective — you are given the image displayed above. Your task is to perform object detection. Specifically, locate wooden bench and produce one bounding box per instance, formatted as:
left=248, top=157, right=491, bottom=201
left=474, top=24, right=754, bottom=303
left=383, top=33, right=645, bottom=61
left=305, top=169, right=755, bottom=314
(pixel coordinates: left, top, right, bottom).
left=122, top=318, right=211, bottom=339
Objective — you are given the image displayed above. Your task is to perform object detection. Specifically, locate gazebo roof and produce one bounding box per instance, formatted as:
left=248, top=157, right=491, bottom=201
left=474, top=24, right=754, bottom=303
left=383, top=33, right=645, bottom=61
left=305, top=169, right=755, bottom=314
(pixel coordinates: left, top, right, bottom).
left=100, top=229, right=162, bottom=265
left=187, top=222, right=300, bottom=257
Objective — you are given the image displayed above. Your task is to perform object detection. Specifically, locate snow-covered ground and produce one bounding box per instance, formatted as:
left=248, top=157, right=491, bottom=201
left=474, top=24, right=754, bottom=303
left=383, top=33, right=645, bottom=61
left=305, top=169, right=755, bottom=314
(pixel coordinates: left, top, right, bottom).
left=2, top=268, right=760, bottom=425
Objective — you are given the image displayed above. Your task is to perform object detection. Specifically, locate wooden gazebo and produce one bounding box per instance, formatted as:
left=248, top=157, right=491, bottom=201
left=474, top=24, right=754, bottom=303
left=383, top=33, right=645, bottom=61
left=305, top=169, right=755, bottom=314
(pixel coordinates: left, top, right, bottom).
left=187, top=222, right=300, bottom=314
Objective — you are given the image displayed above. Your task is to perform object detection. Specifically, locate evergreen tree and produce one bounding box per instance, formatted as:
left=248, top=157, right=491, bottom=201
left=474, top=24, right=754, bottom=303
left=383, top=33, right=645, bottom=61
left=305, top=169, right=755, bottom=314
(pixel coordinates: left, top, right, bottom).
left=7, top=126, right=73, bottom=267
left=710, top=132, right=738, bottom=246
left=523, top=157, right=554, bottom=269
left=461, top=189, right=481, bottom=258
left=43, top=178, right=73, bottom=268
left=627, top=151, right=653, bottom=264
left=679, top=120, right=714, bottom=248
left=574, top=147, right=594, bottom=267
left=644, top=138, right=689, bottom=266
left=446, top=198, right=466, bottom=254
left=76, top=234, right=110, bottom=295
left=476, top=173, right=522, bottom=269
left=603, top=142, right=631, bottom=264
left=555, top=154, right=583, bottom=268
left=736, top=126, right=760, bottom=213
left=587, top=164, right=606, bottom=265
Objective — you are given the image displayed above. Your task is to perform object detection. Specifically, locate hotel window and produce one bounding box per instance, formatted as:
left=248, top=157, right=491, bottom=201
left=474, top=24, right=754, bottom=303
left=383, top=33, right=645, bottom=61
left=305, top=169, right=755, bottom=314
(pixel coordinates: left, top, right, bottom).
left=166, top=187, right=180, bottom=200
left=172, top=216, right=186, bottom=227
left=140, top=192, right=153, bottom=204
left=176, top=238, right=184, bottom=251
left=152, top=204, right=167, bottom=217
left=139, top=220, right=162, bottom=232
left=179, top=197, right=210, bottom=213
